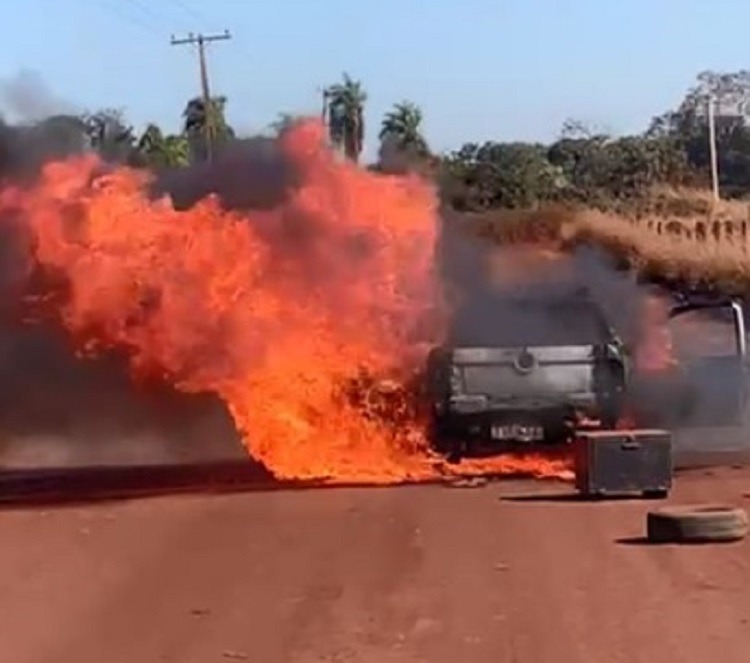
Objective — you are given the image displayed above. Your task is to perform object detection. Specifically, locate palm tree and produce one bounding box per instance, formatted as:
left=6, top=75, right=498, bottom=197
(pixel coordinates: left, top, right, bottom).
left=182, top=95, right=235, bottom=163
left=379, top=101, right=428, bottom=156
left=137, top=124, right=190, bottom=168
left=324, top=73, right=366, bottom=163
left=81, top=108, right=136, bottom=161
left=137, top=123, right=165, bottom=159
left=162, top=134, right=190, bottom=167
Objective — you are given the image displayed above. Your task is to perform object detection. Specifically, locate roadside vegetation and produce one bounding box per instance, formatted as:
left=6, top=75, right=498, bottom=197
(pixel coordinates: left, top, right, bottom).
left=11, top=70, right=750, bottom=291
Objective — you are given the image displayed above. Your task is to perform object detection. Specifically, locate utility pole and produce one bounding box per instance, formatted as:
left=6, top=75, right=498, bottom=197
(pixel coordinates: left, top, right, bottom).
left=707, top=93, right=720, bottom=202
left=170, top=30, right=231, bottom=163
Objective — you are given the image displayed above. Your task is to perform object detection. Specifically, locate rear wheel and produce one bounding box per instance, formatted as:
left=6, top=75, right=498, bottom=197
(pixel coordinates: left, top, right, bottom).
left=445, top=444, right=464, bottom=464
left=429, top=415, right=465, bottom=463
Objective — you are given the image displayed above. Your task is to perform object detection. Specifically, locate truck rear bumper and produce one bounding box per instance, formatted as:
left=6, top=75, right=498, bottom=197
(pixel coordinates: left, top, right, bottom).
left=430, top=407, right=575, bottom=456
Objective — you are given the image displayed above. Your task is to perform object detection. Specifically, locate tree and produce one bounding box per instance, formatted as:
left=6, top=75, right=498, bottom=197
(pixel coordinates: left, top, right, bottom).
left=598, top=136, right=689, bottom=198
left=559, top=118, right=598, bottom=140
left=81, top=108, right=136, bottom=162
left=325, top=73, right=366, bottom=163
left=443, top=141, right=564, bottom=210
left=647, top=71, right=750, bottom=195
left=136, top=124, right=190, bottom=169
left=182, top=95, right=235, bottom=163
left=547, top=131, right=609, bottom=198
left=379, top=101, right=428, bottom=156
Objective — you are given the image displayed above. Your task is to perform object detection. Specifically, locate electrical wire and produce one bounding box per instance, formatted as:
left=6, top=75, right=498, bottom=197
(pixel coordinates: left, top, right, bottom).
left=94, top=0, right=163, bottom=37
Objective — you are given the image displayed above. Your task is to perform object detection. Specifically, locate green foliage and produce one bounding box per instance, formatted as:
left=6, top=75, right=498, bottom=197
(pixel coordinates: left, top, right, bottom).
left=443, top=131, right=692, bottom=212
left=70, top=96, right=228, bottom=168
left=135, top=124, right=190, bottom=169
left=442, top=141, right=564, bottom=210
left=80, top=108, right=136, bottom=162
left=646, top=71, right=750, bottom=196
left=325, top=73, right=366, bottom=162
left=379, top=101, right=428, bottom=156
left=182, top=95, right=235, bottom=163
left=546, top=134, right=689, bottom=204
left=29, top=68, right=750, bottom=212
left=442, top=70, right=750, bottom=211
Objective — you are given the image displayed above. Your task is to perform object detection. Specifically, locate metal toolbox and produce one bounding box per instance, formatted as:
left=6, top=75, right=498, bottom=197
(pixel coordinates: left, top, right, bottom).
left=573, top=430, right=673, bottom=498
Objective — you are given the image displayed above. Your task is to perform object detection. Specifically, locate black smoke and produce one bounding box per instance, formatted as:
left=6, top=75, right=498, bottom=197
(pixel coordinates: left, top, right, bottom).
left=0, top=97, right=279, bottom=470
left=0, top=114, right=89, bottom=183
left=151, top=134, right=300, bottom=212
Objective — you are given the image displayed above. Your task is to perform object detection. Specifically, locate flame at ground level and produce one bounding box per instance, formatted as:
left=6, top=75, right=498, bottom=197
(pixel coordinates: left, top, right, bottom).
left=0, top=119, right=572, bottom=483
left=452, top=452, right=573, bottom=482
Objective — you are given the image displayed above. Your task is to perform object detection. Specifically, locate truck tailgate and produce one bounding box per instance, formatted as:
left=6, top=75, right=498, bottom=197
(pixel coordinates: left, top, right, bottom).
left=452, top=346, right=596, bottom=400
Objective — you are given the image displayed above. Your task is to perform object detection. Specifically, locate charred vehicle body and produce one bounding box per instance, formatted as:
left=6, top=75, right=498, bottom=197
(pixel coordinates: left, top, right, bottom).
left=426, top=286, right=747, bottom=461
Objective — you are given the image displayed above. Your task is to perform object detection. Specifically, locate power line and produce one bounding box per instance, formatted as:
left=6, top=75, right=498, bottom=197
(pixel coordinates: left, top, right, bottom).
left=95, top=0, right=162, bottom=37
left=124, top=0, right=196, bottom=33
left=160, top=0, right=259, bottom=110
left=166, top=0, right=206, bottom=25
left=170, top=30, right=232, bottom=162
left=163, top=1, right=256, bottom=66
left=124, top=0, right=159, bottom=20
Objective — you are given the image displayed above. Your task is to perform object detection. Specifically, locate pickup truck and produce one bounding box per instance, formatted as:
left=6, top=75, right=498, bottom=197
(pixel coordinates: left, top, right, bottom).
left=425, top=286, right=747, bottom=462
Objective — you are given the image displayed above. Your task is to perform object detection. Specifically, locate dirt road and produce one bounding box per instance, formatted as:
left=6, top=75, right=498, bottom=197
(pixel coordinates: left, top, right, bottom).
left=0, top=468, right=749, bottom=663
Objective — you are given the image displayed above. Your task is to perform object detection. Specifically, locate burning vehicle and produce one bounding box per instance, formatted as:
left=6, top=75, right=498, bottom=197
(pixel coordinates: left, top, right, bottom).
left=425, top=285, right=748, bottom=462
left=2, top=116, right=747, bottom=486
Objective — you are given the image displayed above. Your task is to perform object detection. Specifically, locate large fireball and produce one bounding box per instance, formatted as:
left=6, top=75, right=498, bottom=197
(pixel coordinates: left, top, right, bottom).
left=0, top=120, right=571, bottom=483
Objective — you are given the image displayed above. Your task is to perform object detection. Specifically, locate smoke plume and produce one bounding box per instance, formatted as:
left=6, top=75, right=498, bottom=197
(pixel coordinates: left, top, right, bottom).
left=0, top=69, right=77, bottom=124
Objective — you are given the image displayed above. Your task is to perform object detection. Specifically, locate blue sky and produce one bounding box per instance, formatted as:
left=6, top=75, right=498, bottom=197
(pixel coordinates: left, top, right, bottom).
left=2, top=0, right=750, bottom=159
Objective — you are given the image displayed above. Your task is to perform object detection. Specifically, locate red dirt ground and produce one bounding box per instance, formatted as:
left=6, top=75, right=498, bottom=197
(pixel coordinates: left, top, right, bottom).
left=0, top=466, right=748, bottom=663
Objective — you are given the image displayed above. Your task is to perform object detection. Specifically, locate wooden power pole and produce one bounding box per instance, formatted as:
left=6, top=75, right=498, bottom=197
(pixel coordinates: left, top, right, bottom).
left=170, top=30, right=231, bottom=162
left=707, top=93, right=720, bottom=202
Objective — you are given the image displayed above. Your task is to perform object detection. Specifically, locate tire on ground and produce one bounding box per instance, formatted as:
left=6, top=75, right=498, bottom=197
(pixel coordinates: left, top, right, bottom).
left=429, top=417, right=464, bottom=462
left=647, top=504, right=749, bottom=543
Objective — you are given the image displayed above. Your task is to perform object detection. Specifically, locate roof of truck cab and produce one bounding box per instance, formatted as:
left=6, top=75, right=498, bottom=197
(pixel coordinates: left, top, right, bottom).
left=458, top=285, right=601, bottom=309
left=449, top=286, right=614, bottom=346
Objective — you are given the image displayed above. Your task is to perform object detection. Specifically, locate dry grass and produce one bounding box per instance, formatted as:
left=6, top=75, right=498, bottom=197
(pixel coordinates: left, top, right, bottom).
left=569, top=191, right=750, bottom=292
left=451, top=205, right=574, bottom=249
left=459, top=189, right=750, bottom=293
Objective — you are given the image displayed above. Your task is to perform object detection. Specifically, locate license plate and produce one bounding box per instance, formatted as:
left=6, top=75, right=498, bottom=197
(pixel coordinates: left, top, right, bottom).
left=491, top=424, right=544, bottom=442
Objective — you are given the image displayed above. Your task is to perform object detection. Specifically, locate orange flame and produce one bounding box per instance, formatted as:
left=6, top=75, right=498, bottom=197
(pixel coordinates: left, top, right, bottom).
left=0, top=120, right=571, bottom=484
left=614, top=293, right=679, bottom=430
left=634, top=294, right=678, bottom=373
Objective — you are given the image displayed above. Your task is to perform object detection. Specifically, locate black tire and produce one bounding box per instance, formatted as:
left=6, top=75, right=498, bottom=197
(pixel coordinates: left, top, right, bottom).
left=647, top=504, right=749, bottom=543
left=429, top=416, right=464, bottom=463
left=445, top=445, right=464, bottom=464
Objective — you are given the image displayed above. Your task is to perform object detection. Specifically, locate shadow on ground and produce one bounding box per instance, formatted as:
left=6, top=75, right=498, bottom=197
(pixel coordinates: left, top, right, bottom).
left=500, top=492, right=652, bottom=504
